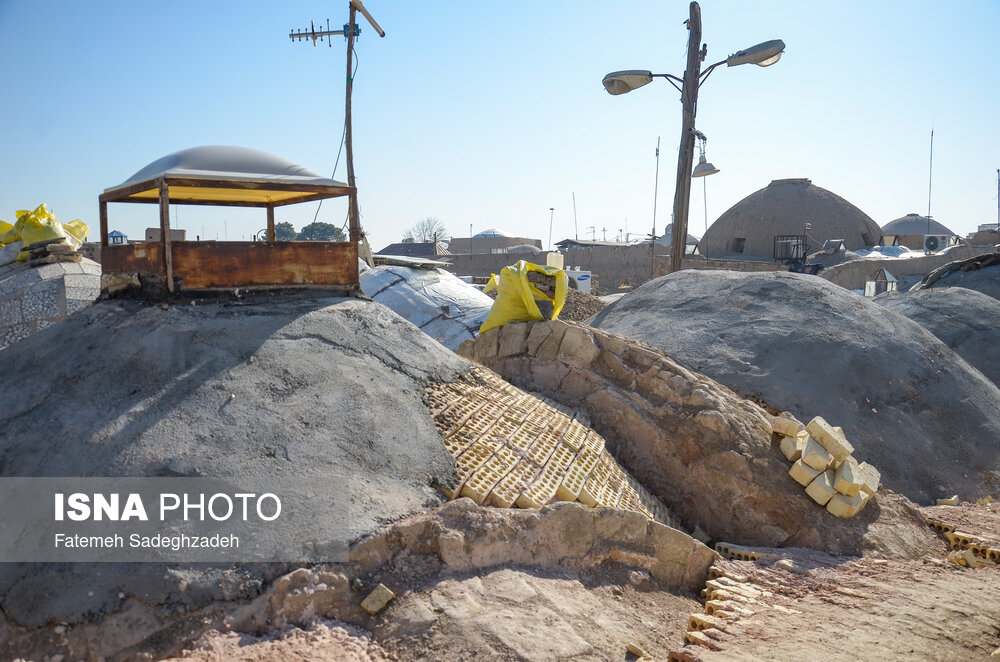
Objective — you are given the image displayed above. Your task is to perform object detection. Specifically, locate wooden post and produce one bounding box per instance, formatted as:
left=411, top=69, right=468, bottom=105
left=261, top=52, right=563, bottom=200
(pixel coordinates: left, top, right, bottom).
left=344, top=3, right=361, bottom=244
left=158, top=179, right=174, bottom=293
left=99, top=200, right=109, bottom=247
left=266, top=206, right=276, bottom=242
left=669, top=1, right=703, bottom=274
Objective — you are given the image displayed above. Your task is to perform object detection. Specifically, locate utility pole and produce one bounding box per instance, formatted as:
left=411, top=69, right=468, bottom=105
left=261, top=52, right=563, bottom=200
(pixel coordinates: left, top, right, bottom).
left=669, top=2, right=703, bottom=274
left=290, top=1, right=385, bottom=247
left=651, top=136, right=661, bottom=278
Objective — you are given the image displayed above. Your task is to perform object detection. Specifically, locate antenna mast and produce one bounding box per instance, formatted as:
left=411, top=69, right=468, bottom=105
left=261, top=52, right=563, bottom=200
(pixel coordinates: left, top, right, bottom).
left=572, top=192, right=578, bottom=241
left=290, top=1, right=385, bottom=249
left=927, top=128, right=934, bottom=221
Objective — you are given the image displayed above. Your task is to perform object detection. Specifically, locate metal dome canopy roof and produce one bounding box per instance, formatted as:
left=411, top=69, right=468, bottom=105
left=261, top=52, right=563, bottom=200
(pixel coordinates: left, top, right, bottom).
left=474, top=228, right=510, bottom=238
left=882, top=213, right=955, bottom=237
left=98, top=145, right=359, bottom=295
left=699, top=178, right=883, bottom=259
left=103, top=145, right=350, bottom=206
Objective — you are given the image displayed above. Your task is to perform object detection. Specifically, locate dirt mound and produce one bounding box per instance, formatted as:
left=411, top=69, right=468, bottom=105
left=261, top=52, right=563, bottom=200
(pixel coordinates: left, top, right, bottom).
left=165, top=620, right=392, bottom=661
left=6, top=498, right=715, bottom=660
left=589, top=270, right=1000, bottom=503
left=0, top=296, right=467, bottom=633
left=560, top=288, right=608, bottom=321
left=876, top=286, right=1000, bottom=387
left=911, top=253, right=1000, bottom=300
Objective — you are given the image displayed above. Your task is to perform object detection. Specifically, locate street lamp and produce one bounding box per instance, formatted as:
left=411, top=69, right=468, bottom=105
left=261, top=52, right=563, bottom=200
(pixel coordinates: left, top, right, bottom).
left=603, top=2, right=784, bottom=273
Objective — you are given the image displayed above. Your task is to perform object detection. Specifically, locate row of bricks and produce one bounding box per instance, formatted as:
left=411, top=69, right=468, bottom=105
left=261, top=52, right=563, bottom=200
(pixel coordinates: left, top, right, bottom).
left=678, top=568, right=769, bottom=655
left=446, top=410, right=669, bottom=521
left=714, top=542, right=779, bottom=562
left=431, top=371, right=673, bottom=522
left=944, top=531, right=1000, bottom=561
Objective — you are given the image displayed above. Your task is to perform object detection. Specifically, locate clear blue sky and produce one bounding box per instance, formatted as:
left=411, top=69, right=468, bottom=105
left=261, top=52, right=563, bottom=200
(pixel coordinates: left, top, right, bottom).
left=2, top=1, right=998, bottom=250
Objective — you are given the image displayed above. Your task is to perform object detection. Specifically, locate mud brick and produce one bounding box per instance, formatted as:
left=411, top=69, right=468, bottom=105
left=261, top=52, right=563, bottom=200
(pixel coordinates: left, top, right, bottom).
left=833, top=457, right=862, bottom=496
left=855, top=462, right=881, bottom=496
left=805, top=470, right=837, bottom=506
left=789, top=459, right=821, bottom=486
left=826, top=491, right=867, bottom=518
left=805, top=416, right=855, bottom=463
left=800, top=435, right=833, bottom=471
left=772, top=415, right=803, bottom=438
left=360, top=583, right=395, bottom=615
left=684, top=630, right=721, bottom=650
left=780, top=433, right=807, bottom=462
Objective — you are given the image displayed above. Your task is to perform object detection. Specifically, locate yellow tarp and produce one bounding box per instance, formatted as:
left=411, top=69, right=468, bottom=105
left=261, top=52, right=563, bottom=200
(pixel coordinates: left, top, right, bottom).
left=0, top=204, right=89, bottom=261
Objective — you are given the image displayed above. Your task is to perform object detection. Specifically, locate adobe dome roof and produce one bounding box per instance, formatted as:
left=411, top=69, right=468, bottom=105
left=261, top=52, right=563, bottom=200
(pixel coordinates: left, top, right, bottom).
left=700, top=178, right=883, bottom=259
left=655, top=223, right=700, bottom=247
left=882, top=213, right=955, bottom=237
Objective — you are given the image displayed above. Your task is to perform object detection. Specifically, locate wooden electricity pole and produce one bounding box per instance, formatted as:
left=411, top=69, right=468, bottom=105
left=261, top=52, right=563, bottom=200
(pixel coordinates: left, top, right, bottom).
left=669, top=2, right=703, bottom=274
left=290, top=2, right=384, bottom=249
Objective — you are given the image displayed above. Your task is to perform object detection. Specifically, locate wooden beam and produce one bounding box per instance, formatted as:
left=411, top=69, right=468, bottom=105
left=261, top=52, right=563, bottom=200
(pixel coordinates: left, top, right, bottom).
left=159, top=179, right=174, bottom=293
left=99, top=200, right=109, bottom=247
left=267, top=206, right=276, bottom=242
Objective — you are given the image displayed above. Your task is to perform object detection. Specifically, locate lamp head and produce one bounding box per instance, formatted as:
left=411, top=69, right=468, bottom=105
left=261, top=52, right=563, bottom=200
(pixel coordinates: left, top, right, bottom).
left=602, top=70, right=654, bottom=95
left=726, top=39, right=785, bottom=67
left=691, top=154, right=720, bottom=178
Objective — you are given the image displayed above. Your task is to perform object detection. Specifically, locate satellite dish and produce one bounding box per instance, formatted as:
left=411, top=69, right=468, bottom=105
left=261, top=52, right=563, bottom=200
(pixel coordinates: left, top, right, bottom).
left=923, top=235, right=941, bottom=252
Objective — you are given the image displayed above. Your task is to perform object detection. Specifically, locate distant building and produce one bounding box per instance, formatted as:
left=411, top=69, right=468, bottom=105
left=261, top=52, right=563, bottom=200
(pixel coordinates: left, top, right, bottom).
left=448, top=229, right=542, bottom=255
left=144, top=227, right=186, bottom=242
left=880, top=213, right=958, bottom=250
left=108, top=230, right=127, bottom=245
left=699, top=178, right=882, bottom=260
left=376, top=242, right=450, bottom=257
left=654, top=223, right=700, bottom=254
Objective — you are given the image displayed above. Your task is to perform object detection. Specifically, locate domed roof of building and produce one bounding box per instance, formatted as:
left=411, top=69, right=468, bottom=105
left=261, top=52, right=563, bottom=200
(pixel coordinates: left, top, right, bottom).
left=473, top=228, right=510, bottom=238
left=699, top=178, right=883, bottom=259
left=506, top=244, right=542, bottom=253
left=119, top=145, right=330, bottom=186
left=655, top=224, right=700, bottom=247
left=882, top=213, right=955, bottom=237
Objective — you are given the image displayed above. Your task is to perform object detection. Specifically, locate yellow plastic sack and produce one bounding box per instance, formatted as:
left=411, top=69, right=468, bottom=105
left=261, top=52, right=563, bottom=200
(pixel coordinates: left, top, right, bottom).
left=61, top=219, right=89, bottom=247
left=7, top=204, right=88, bottom=260
left=15, top=204, right=66, bottom=246
left=0, top=221, right=13, bottom=246
left=479, top=260, right=568, bottom=334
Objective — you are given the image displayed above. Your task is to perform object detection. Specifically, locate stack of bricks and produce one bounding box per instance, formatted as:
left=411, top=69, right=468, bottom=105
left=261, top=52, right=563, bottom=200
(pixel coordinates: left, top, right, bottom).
left=925, top=516, right=1000, bottom=568
left=426, top=366, right=678, bottom=527
left=772, top=415, right=880, bottom=519
left=670, top=565, right=770, bottom=655
left=23, top=237, right=84, bottom=267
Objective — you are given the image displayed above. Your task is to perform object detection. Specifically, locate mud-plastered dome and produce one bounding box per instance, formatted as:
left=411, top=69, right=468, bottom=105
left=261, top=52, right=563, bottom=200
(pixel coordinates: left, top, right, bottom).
left=699, top=178, right=882, bottom=259
left=882, top=213, right=955, bottom=237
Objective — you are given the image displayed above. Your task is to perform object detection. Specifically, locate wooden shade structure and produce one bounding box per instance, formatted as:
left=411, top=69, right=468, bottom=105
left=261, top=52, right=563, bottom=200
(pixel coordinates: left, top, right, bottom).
left=99, top=146, right=358, bottom=294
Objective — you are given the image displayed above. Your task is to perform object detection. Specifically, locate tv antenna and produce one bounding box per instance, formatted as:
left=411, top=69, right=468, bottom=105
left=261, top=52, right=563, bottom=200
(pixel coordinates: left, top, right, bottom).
left=289, top=1, right=385, bottom=251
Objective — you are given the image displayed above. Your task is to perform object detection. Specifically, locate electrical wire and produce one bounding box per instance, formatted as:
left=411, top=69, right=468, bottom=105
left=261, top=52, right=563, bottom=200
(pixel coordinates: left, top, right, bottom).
left=309, top=47, right=359, bottom=240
